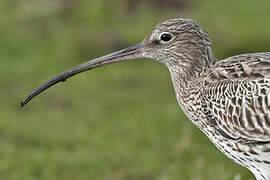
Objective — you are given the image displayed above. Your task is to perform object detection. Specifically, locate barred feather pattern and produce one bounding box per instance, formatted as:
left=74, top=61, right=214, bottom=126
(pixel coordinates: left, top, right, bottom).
left=170, top=53, right=270, bottom=180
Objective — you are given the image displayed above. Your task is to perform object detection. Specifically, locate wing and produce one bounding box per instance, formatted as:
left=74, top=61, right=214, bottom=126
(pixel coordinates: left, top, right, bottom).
left=202, top=53, right=270, bottom=142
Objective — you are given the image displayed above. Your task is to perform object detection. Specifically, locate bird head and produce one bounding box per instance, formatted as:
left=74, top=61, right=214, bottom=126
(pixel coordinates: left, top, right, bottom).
left=142, top=18, right=212, bottom=68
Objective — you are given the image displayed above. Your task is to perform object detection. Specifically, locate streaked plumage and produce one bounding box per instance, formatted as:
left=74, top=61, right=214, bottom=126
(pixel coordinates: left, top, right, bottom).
left=21, top=18, right=270, bottom=179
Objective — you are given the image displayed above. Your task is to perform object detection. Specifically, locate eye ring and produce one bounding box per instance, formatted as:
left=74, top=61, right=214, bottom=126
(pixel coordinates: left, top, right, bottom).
left=159, top=32, right=173, bottom=43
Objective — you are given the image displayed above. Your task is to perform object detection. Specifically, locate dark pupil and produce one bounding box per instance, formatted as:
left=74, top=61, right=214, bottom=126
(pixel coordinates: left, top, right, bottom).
left=161, top=33, right=172, bottom=42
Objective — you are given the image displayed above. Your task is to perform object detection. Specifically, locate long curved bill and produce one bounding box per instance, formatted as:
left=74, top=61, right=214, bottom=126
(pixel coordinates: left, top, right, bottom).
left=21, top=43, right=143, bottom=107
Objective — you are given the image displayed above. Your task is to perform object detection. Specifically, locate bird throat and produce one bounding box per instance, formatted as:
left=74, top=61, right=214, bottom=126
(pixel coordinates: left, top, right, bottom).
left=167, top=50, right=216, bottom=127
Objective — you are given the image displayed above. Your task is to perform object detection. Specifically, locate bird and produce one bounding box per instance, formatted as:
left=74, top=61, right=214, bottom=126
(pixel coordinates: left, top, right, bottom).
left=21, top=18, right=270, bottom=180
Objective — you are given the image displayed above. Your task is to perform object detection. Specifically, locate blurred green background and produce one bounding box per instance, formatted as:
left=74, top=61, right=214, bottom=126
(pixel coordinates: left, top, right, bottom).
left=1, top=0, right=270, bottom=179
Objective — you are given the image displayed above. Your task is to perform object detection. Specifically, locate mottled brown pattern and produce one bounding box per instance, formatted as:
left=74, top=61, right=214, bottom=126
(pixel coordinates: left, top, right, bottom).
left=203, top=55, right=270, bottom=143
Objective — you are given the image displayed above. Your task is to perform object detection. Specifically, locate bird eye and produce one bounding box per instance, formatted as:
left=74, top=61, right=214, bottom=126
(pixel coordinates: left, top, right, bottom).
left=160, top=33, right=173, bottom=42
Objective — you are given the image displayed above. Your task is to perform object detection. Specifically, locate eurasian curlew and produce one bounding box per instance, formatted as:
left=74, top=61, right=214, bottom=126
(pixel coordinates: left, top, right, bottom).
left=21, top=18, right=270, bottom=180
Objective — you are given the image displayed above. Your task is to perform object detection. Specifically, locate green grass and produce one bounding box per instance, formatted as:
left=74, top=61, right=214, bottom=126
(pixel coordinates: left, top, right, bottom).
left=1, top=0, right=270, bottom=179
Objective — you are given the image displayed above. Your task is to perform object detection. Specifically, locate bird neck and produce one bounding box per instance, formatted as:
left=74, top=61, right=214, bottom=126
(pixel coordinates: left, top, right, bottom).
left=168, top=45, right=216, bottom=87
left=167, top=46, right=216, bottom=124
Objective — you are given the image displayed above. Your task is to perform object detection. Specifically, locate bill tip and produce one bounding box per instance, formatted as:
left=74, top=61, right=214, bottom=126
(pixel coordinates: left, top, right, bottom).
left=20, top=101, right=25, bottom=108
